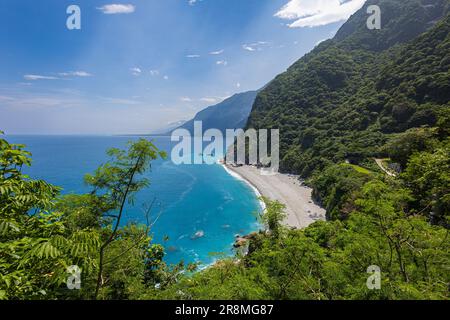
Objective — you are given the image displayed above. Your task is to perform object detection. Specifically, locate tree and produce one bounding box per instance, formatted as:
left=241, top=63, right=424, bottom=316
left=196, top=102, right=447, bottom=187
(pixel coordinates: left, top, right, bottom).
left=84, top=139, right=166, bottom=299
left=0, top=133, right=167, bottom=300
left=402, top=141, right=450, bottom=226
left=259, top=198, right=286, bottom=239
left=0, top=132, right=99, bottom=299
left=382, top=128, right=438, bottom=168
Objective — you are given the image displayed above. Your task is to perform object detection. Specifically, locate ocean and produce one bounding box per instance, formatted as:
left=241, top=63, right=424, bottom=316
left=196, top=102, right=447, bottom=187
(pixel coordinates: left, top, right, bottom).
left=5, top=135, right=262, bottom=267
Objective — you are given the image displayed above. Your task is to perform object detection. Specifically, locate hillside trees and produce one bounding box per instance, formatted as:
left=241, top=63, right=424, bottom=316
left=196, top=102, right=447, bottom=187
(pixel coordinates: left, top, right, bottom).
left=246, top=1, right=450, bottom=178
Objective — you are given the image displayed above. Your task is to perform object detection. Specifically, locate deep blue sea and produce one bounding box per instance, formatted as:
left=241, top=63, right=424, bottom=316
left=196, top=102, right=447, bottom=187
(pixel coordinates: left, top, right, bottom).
left=5, top=135, right=262, bottom=267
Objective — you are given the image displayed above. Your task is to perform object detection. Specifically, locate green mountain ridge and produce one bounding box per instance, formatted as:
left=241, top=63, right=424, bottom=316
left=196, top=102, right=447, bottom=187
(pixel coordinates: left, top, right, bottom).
left=246, top=0, right=450, bottom=177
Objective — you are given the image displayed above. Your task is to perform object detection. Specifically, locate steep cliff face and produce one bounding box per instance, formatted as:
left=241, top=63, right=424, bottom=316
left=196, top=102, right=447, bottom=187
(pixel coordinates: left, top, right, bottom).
left=246, top=0, right=450, bottom=176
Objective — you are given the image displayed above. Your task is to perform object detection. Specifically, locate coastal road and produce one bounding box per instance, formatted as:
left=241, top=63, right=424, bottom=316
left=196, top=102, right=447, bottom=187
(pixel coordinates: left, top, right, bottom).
left=374, top=159, right=397, bottom=177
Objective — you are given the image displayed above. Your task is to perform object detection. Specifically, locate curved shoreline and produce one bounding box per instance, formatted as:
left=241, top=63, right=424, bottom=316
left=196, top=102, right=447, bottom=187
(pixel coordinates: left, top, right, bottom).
left=220, top=163, right=266, bottom=212
left=222, top=164, right=326, bottom=229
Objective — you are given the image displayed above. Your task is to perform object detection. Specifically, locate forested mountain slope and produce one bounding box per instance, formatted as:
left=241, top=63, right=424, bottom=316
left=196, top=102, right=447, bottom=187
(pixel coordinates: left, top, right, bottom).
left=246, top=0, right=450, bottom=177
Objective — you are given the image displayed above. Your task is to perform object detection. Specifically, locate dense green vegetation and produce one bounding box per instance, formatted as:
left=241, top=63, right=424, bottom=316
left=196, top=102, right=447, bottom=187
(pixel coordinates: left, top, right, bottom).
left=0, top=133, right=186, bottom=300
left=152, top=188, right=449, bottom=300
left=245, top=0, right=450, bottom=225
left=1, top=0, right=448, bottom=301
left=247, top=0, right=450, bottom=177
left=1, top=131, right=448, bottom=300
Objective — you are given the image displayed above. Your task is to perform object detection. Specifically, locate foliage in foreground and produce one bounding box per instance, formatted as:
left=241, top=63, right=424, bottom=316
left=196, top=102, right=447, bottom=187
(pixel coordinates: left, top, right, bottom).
left=0, top=130, right=449, bottom=300
left=151, top=185, right=449, bottom=300
left=0, top=133, right=175, bottom=300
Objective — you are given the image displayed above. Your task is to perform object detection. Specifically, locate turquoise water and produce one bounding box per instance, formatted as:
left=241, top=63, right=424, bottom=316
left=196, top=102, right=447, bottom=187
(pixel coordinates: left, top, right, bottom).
left=5, top=135, right=261, bottom=266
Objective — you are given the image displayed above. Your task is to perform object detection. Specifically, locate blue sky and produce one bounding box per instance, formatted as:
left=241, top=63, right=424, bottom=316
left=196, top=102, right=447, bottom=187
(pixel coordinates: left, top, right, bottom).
left=0, top=0, right=366, bottom=134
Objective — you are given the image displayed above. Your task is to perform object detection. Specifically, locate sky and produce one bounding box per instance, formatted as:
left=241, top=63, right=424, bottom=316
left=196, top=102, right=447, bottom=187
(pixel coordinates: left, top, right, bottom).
left=0, top=0, right=366, bottom=134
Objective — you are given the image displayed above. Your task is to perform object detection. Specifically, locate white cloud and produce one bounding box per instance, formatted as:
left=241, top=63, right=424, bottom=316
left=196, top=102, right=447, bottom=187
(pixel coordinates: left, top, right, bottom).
left=58, top=71, right=93, bottom=77
left=186, top=54, right=201, bottom=58
left=242, top=42, right=269, bottom=52
left=130, top=67, right=142, bottom=76
left=24, top=71, right=92, bottom=81
left=102, top=97, right=141, bottom=105
left=24, top=75, right=58, bottom=81
left=275, top=0, right=366, bottom=28
left=163, top=75, right=169, bottom=80
left=97, top=4, right=135, bottom=15
left=236, top=82, right=241, bottom=88
left=200, top=97, right=217, bottom=103
left=150, top=70, right=160, bottom=76
left=242, top=45, right=256, bottom=52
left=180, top=97, right=192, bottom=102
left=0, top=95, right=15, bottom=102
left=0, top=93, right=82, bottom=109
left=216, top=60, right=228, bottom=66
left=209, top=49, right=224, bottom=55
